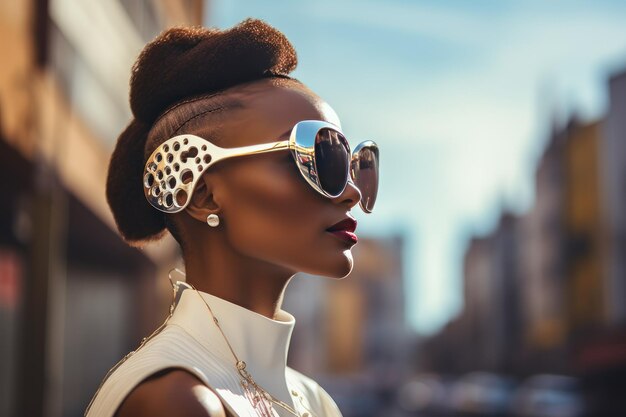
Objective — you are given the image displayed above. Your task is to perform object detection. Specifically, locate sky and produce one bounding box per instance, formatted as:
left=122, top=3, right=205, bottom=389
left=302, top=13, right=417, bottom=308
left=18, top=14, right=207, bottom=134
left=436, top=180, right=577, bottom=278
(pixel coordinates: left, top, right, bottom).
left=207, top=0, right=626, bottom=335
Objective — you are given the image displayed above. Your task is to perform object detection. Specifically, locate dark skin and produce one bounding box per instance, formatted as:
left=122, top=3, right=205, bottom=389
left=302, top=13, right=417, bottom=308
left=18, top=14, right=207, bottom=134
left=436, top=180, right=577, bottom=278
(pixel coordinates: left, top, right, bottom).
left=116, top=78, right=362, bottom=417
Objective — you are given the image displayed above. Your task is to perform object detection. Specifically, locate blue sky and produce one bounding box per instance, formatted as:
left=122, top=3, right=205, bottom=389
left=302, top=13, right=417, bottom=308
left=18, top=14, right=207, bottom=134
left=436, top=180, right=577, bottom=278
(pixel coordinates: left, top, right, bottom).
left=208, top=0, right=626, bottom=334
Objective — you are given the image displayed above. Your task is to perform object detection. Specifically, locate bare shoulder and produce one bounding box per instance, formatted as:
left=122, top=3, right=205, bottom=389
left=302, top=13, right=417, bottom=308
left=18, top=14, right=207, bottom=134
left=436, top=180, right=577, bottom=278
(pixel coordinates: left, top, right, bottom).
left=115, top=368, right=227, bottom=417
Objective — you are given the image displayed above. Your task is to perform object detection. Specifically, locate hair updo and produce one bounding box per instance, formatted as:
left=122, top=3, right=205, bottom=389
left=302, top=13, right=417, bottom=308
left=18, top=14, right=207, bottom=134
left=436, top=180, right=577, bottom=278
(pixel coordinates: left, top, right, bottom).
left=106, top=18, right=298, bottom=247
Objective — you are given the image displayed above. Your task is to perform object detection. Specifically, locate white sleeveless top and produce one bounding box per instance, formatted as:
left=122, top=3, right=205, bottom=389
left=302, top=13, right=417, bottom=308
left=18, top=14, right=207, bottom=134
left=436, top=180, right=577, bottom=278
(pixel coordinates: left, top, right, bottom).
left=84, top=280, right=342, bottom=417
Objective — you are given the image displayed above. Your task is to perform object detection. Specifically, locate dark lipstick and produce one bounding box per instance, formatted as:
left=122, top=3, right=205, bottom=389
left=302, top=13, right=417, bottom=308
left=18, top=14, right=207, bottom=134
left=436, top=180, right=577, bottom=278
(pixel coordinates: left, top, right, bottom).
left=326, top=218, right=358, bottom=244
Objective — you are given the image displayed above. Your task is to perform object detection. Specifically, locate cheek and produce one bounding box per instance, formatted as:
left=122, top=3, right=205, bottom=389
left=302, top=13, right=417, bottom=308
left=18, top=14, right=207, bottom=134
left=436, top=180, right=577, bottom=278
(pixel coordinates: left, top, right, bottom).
left=222, top=162, right=324, bottom=261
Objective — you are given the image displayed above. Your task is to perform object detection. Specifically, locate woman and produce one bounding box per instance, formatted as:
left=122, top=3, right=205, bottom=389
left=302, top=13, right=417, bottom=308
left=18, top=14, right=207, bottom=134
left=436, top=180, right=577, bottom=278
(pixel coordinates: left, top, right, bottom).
left=85, top=18, right=379, bottom=417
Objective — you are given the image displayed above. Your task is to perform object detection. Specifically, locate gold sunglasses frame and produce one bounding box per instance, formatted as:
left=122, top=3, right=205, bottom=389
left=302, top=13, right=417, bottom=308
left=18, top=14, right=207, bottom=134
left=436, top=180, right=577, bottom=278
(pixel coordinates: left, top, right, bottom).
left=142, top=120, right=378, bottom=214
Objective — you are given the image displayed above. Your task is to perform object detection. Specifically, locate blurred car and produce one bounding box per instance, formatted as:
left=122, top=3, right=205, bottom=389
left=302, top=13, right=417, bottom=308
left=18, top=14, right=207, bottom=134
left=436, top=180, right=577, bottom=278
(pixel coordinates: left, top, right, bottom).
left=396, top=373, right=452, bottom=416
left=448, top=372, right=516, bottom=416
left=510, top=374, right=584, bottom=417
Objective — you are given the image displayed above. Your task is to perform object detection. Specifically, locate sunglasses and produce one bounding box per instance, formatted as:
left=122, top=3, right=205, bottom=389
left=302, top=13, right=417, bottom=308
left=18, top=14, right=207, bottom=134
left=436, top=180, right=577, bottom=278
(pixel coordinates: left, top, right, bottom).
left=143, top=120, right=379, bottom=214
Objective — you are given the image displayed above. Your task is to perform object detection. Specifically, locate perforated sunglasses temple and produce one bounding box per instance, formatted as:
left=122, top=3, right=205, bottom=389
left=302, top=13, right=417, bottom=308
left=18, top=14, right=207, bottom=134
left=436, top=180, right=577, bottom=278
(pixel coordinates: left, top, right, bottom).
left=142, top=120, right=378, bottom=214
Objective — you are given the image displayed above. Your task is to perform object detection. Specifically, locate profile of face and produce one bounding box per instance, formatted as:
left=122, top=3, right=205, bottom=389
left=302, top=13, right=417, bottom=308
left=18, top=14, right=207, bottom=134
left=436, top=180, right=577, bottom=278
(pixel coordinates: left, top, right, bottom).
left=179, top=78, right=363, bottom=279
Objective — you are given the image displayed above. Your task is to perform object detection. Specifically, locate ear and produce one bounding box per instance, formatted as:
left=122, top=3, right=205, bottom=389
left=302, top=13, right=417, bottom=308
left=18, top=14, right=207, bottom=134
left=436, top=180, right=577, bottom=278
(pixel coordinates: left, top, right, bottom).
left=184, top=174, right=222, bottom=223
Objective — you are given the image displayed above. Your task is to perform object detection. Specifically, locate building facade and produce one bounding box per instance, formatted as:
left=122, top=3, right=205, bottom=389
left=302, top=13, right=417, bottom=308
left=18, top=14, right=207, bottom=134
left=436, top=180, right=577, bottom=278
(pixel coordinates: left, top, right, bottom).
left=0, top=2, right=202, bottom=416
left=600, top=70, right=626, bottom=326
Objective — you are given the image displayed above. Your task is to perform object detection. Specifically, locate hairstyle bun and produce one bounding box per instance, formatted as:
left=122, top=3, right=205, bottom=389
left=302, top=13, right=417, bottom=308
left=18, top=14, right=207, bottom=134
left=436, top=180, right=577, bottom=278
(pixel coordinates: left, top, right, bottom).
left=129, top=18, right=298, bottom=123
left=106, top=119, right=167, bottom=245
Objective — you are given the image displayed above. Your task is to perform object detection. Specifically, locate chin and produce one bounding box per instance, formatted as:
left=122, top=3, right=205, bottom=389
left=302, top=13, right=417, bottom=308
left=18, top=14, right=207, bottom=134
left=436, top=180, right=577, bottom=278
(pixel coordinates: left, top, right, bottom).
left=320, top=250, right=354, bottom=280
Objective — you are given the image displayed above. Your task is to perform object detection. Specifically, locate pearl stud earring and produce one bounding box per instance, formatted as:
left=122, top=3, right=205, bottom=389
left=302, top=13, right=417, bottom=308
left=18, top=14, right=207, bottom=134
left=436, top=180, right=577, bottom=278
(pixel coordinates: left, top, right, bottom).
left=206, top=214, right=220, bottom=227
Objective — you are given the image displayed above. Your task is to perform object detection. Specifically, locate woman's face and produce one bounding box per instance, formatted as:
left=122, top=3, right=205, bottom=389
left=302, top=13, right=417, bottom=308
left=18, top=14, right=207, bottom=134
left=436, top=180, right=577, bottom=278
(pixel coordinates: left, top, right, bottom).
left=193, top=78, right=362, bottom=279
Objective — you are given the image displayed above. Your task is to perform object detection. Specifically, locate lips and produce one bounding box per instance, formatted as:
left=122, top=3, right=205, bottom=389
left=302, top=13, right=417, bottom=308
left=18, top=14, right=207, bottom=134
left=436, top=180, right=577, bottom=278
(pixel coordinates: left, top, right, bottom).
left=326, top=217, right=357, bottom=233
left=326, top=217, right=358, bottom=244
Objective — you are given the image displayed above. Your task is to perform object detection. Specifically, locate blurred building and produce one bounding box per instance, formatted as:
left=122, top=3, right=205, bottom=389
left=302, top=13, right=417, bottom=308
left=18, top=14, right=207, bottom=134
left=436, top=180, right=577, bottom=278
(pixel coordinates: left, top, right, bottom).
left=459, top=235, right=492, bottom=370
left=0, top=2, right=202, bottom=417
left=519, top=119, right=569, bottom=357
left=600, top=70, right=626, bottom=325
left=425, top=116, right=608, bottom=372
left=467, top=212, right=522, bottom=374
left=576, top=69, right=626, bottom=417
left=562, top=120, right=605, bottom=337
left=419, top=211, right=522, bottom=375
left=419, top=119, right=587, bottom=377
left=283, top=234, right=413, bottom=417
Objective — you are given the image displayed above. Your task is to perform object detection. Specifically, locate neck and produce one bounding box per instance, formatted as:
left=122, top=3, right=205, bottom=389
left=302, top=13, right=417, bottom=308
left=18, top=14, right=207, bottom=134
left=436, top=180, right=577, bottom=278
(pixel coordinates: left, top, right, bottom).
left=166, top=280, right=298, bottom=409
left=182, top=234, right=295, bottom=319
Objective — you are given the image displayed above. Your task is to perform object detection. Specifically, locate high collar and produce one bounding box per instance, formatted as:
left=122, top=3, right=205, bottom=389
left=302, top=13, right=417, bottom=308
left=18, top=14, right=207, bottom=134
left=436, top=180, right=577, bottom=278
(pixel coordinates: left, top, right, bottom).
left=167, top=280, right=296, bottom=403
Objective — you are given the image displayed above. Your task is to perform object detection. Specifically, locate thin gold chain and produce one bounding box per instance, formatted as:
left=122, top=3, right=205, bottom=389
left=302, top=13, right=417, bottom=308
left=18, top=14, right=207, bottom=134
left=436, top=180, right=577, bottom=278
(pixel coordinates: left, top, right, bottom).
left=176, top=269, right=315, bottom=417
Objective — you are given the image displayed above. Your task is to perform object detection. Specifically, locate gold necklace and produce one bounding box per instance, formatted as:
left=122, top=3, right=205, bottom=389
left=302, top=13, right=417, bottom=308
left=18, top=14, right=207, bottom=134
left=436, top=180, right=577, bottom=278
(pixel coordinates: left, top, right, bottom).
left=172, top=269, right=314, bottom=417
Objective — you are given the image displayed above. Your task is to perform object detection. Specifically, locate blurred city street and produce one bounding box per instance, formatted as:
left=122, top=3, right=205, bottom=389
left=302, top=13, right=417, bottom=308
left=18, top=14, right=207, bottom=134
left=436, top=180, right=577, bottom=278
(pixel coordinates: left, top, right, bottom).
left=2, top=1, right=626, bottom=416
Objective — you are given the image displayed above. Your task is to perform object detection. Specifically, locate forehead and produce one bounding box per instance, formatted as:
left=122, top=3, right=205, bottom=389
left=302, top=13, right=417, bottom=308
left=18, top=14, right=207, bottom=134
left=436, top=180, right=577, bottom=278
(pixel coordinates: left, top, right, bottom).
left=219, top=78, right=341, bottom=146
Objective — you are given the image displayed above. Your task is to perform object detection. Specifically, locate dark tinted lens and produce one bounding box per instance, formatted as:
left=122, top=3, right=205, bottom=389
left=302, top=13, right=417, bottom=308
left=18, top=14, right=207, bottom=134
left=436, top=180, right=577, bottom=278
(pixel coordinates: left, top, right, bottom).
left=351, top=146, right=379, bottom=212
left=314, top=128, right=350, bottom=196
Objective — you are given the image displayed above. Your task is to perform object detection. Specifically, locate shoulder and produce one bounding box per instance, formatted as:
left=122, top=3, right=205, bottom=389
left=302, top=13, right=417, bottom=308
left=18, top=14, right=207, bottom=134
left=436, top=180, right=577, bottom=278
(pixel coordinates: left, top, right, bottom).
left=115, top=368, right=227, bottom=417
left=286, top=367, right=343, bottom=416
left=286, top=367, right=329, bottom=397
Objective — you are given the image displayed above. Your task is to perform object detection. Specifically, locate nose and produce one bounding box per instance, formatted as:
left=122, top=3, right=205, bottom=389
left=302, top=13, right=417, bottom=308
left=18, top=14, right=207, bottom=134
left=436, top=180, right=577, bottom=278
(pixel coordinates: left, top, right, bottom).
left=331, top=179, right=362, bottom=210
